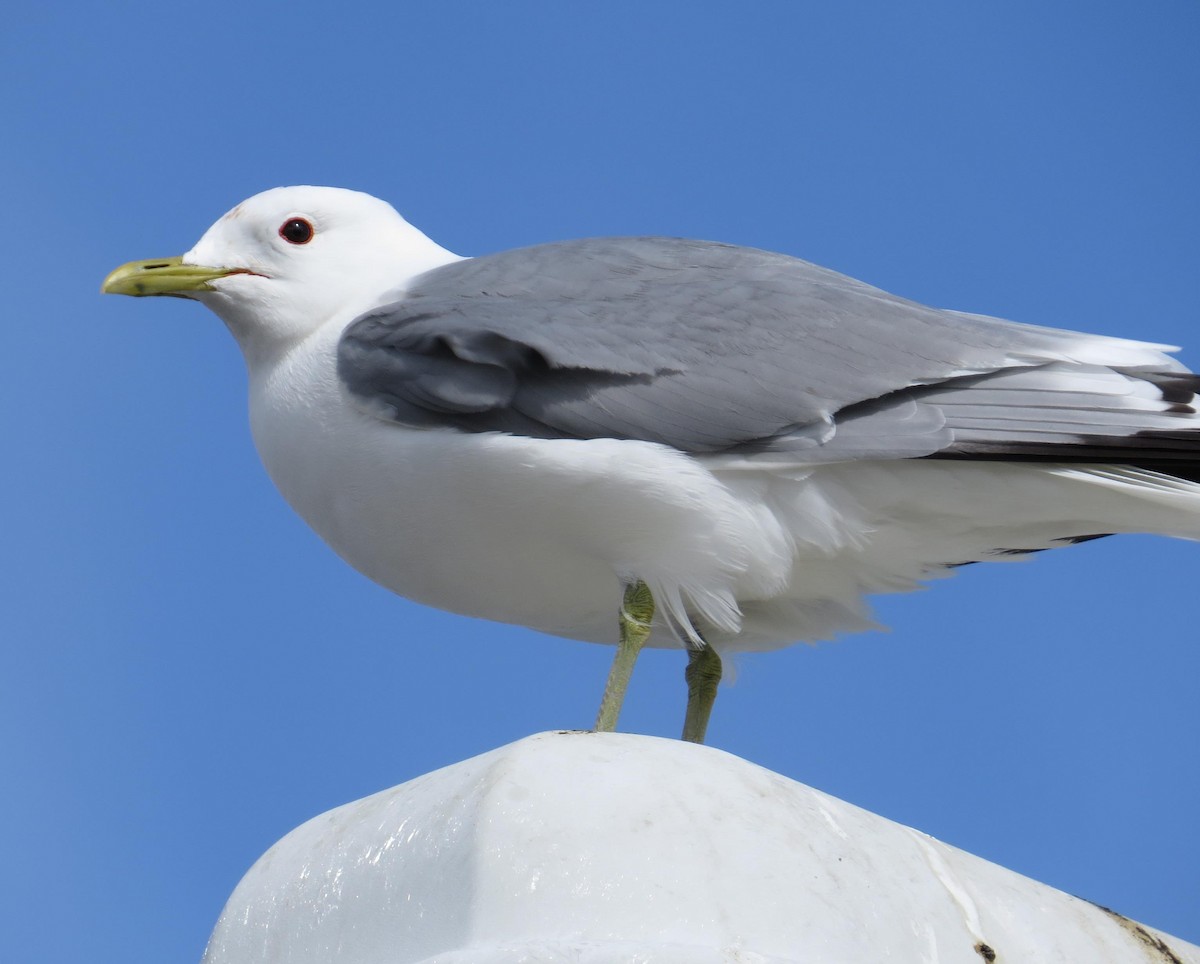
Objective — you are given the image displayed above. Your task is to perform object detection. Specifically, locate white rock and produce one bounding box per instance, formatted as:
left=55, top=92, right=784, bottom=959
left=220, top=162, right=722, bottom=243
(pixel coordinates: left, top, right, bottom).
left=202, top=732, right=1197, bottom=963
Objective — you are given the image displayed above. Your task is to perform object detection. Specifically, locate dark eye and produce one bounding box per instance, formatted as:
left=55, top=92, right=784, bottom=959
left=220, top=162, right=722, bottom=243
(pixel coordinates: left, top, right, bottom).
left=279, top=217, right=314, bottom=245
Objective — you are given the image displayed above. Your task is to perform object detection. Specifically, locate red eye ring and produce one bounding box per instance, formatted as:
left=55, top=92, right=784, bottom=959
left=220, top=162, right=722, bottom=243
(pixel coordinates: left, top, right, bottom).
left=279, top=217, right=314, bottom=245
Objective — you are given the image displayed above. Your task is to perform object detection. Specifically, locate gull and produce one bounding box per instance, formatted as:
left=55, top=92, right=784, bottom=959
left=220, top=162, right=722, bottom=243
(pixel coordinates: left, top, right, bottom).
left=103, top=186, right=1200, bottom=744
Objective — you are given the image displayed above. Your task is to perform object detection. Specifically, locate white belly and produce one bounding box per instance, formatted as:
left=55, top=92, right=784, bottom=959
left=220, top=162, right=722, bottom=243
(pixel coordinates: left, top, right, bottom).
left=245, top=328, right=782, bottom=648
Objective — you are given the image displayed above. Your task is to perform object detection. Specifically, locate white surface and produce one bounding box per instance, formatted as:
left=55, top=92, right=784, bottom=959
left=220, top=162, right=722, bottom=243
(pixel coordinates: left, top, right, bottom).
left=202, top=732, right=1197, bottom=963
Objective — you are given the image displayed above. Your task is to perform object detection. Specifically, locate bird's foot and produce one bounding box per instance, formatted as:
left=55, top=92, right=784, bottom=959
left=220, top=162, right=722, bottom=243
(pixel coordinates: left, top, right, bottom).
left=593, top=580, right=655, bottom=732
left=681, top=644, right=722, bottom=744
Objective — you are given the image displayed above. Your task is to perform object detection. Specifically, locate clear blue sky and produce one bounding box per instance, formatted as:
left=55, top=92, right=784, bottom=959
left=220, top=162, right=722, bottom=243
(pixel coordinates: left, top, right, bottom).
left=4, top=3, right=1198, bottom=959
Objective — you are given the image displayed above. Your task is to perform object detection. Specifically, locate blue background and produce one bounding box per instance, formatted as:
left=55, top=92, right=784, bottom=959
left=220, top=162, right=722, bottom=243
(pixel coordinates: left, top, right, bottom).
left=4, top=3, right=1198, bottom=959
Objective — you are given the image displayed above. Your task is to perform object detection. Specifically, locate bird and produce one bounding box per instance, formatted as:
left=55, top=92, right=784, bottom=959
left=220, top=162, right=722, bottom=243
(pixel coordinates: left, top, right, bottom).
left=103, top=185, right=1200, bottom=744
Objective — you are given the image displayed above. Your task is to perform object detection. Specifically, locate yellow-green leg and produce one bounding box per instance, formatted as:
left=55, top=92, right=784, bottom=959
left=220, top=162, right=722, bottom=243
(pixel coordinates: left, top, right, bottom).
left=681, top=645, right=722, bottom=744
left=594, top=580, right=655, bottom=732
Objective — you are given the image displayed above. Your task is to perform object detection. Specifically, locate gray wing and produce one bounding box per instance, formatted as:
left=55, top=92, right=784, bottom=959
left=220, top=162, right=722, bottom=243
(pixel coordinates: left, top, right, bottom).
left=338, top=237, right=1200, bottom=467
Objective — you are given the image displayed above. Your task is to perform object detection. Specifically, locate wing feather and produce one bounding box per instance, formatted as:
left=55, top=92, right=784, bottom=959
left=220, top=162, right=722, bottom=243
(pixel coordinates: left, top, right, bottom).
left=337, top=236, right=1199, bottom=468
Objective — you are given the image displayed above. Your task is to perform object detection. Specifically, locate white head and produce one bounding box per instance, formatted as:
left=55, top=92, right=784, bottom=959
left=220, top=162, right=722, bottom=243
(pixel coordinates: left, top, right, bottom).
left=103, top=186, right=461, bottom=365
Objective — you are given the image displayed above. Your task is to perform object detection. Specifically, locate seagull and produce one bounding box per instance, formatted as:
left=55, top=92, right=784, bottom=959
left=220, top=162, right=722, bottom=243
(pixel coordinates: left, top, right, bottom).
left=103, top=186, right=1200, bottom=744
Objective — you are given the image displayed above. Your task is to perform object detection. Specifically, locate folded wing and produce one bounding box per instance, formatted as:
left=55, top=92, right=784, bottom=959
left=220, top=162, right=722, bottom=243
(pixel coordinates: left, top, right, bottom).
left=337, top=236, right=1200, bottom=472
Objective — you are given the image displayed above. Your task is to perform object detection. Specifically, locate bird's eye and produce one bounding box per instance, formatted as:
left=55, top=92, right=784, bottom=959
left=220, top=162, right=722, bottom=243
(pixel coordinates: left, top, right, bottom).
left=279, top=217, right=315, bottom=245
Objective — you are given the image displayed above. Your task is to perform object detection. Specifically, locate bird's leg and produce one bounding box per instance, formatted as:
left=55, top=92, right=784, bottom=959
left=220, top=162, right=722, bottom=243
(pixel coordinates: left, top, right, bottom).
left=681, top=644, right=722, bottom=744
left=594, top=580, right=655, bottom=733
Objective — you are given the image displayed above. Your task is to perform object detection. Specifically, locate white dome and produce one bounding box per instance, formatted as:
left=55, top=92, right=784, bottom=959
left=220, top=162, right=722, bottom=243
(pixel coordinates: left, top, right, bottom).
left=202, top=732, right=1198, bottom=963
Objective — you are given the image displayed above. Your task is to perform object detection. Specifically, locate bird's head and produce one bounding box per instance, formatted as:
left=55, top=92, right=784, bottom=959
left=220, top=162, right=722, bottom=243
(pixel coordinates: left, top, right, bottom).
left=102, top=186, right=460, bottom=363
